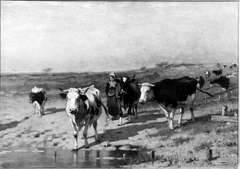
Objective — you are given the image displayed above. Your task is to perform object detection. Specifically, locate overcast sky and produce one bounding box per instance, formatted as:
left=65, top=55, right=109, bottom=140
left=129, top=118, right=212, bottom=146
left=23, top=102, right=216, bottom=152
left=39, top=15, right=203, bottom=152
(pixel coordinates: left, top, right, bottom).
left=1, top=1, right=238, bottom=73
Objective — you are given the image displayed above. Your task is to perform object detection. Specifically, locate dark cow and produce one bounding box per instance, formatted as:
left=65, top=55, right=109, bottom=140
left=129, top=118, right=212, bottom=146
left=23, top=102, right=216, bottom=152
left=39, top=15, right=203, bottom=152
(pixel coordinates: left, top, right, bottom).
left=196, top=76, right=205, bottom=90
left=29, top=86, right=47, bottom=117
left=212, top=69, right=222, bottom=77
left=59, top=85, right=108, bottom=150
left=138, top=76, right=213, bottom=130
left=216, top=63, right=221, bottom=68
left=230, top=63, right=238, bottom=69
left=210, top=75, right=238, bottom=91
left=210, top=75, right=238, bottom=99
left=117, top=75, right=140, bottom=125
left=204, top=70, right=211, bottom=81
left=231, top=63, right=238, bottom=68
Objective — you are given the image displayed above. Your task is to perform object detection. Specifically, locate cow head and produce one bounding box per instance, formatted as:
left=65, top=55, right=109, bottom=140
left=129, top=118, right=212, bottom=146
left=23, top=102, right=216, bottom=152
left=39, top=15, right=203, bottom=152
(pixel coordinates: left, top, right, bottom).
left=119, top=76, right=130, bottom=95
left=195, top=77, right=200, bottom=88
left=59, top=87, right=89, bottom=114
left=138, top=82, right=155, bottom=104
left=204, top=71, right=211, bottom=78
left=29, top=92, right=37, bottom=103
left=118, top=75, right=137, bottom=95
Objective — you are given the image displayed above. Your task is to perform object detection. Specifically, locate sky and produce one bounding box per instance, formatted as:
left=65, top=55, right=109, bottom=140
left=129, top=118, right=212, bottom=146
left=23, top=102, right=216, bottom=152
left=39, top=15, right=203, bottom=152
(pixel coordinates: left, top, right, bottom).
left=1, top=1, right=238, bottom=73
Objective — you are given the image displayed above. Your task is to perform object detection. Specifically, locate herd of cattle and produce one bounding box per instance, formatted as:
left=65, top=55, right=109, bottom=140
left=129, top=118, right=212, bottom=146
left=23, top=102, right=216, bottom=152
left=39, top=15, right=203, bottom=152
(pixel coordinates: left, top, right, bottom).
left=29, top=63, right=238, bottom=150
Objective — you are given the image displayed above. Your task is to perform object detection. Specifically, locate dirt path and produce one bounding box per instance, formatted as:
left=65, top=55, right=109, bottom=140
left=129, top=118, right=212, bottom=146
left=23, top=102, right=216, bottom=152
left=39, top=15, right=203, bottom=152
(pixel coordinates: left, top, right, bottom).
left=1, top=93, right=203, bottom=152
left=0, top=95, right=170, bottom=150
left=0, top=94, right=238, bottom=168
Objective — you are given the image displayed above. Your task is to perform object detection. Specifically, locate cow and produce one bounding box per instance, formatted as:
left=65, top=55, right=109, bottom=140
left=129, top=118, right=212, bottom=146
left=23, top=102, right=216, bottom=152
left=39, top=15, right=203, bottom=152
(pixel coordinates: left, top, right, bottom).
left=58, top=85, right=108, bottom=150
left=138, top=76, right=213, bottom=130
left=204, top=70, right=211, bottom=81
left=226, top=72, right=238, bottom=78
left=117, top=75, right=141, bottom=125
left=196, top=76, right=205, bottom=90
left=210, top=76, right=238, bottom=91
left=29, top=86, right=47, bottom=117
left=216, top=63, right=221, bottom=68
left=210, top=75, right=238, bottom=100
left=212, top=69, right=222, bottom=77
left=231, top=63, right=238, bottom=68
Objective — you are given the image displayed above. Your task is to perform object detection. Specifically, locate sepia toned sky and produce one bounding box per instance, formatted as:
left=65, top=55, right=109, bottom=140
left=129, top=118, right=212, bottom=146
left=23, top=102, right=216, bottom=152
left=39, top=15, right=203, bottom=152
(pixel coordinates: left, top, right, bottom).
left=1, top=1, right=238, bottom=73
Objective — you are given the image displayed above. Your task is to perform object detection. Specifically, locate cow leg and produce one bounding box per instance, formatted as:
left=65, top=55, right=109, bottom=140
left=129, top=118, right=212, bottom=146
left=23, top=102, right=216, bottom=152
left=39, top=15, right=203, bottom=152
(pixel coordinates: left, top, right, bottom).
left=32, top=103, right=36, bottom=114
left=190, top=106, right=195, bottom=122
left=158, top=104, right=171, bottom=128
left=41, top=99, right=47, bottom=115
left=118, top=102, right=123, bottom=126
left=35, top=102, right=42, bottom=117
left=177, top=108, right=184, bottom=127
left=134, top=104, right=138, bottom=119
left=80, top=126, right=85, bottom=139
left=168, top=109, right=176, bottom=130
left=68, top=118, right=79, bottom=150
left=126, top=104, right=133, bottom=123
left=93, top=121, right=100, bottom=142
left=83, top=119, right=90, bottom=148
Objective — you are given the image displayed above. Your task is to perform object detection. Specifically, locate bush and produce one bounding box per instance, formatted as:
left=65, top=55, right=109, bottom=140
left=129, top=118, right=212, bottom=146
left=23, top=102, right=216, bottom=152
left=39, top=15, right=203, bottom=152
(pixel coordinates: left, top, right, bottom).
left=140, top=66, right=147, bottom=71
left=155, top=61, right=168, bottom=67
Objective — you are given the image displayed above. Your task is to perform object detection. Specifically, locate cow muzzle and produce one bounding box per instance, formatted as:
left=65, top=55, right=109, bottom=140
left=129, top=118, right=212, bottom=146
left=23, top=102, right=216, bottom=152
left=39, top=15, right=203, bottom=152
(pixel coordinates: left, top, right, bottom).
left=139, top=99, right=146, bottom=104
left=69, top=108, right=77, bottom=113
left=120, top=89, right=127, bottom=95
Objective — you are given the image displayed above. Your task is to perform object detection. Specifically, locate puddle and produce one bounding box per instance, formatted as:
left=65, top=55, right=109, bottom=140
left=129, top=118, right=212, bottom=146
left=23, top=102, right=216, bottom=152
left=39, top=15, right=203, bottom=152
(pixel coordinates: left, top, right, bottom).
left=0, top=147, right=153, bottom=168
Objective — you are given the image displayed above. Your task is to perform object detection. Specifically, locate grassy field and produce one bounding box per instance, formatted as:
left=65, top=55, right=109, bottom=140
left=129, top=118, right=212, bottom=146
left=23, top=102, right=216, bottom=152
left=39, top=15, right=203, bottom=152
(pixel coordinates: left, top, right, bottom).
left=0, top=63, right=238, bottom=168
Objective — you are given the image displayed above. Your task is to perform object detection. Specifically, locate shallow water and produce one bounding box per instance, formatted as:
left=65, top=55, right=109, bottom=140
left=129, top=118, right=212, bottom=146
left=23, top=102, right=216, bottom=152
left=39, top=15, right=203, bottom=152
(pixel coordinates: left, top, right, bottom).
left=0, top=148, right=147, bottom=168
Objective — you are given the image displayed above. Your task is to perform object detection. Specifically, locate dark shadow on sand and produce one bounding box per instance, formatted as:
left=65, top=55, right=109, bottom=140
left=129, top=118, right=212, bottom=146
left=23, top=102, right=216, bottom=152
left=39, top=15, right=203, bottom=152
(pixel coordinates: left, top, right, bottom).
left=0, top=116, right=30, bottom=131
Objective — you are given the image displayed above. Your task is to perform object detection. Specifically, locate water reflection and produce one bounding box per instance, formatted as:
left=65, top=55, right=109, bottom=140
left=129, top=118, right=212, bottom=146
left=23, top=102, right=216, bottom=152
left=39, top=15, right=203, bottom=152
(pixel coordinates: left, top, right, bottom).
left=0, top=148, right=150, bottom=168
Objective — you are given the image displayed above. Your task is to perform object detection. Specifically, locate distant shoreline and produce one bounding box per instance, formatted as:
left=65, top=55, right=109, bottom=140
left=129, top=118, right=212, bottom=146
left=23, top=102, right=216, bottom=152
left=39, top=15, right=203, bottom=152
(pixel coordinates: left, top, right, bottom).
left=1, top=62, right=231, bottom=75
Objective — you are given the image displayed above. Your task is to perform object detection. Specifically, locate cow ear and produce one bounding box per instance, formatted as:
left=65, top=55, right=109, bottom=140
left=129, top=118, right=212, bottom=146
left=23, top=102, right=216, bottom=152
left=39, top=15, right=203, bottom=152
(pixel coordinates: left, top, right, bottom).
left=59, top=93, right=67, bottom=99
left=80, top=95, right=88, bottom=101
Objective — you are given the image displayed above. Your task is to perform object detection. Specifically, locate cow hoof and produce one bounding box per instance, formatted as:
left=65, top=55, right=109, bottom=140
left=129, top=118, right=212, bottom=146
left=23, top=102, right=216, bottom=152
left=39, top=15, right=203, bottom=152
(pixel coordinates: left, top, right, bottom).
left=125, top=121, right=132, bottom=124
left=176, top=124, right=181, bottom=128
left=127, top=118, right=132, bottom=123
left=117, top=123, right=122, bottom=126
left=95, top=137, right=101, bottom=142
left=135, top=116, right=138, bottom=119
left=71, top=148, right=79, bottom=151
left=84, top=145, right=89, bottom=149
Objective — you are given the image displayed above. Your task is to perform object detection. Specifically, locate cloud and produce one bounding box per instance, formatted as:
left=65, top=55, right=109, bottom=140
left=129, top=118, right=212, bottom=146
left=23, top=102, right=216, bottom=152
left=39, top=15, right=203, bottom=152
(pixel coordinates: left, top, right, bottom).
left=1, top=1, right=238, bottom=73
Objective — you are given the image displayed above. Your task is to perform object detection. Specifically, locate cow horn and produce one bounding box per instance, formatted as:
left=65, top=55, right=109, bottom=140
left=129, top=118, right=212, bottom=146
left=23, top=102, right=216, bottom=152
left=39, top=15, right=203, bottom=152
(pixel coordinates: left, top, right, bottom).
left=58, top=88, right=68, bottom=93
left=150, top=84, right=155, bottom=87
left=138, top=83, right=142, bottom=86
left=78, top=87, right=90, bottom=95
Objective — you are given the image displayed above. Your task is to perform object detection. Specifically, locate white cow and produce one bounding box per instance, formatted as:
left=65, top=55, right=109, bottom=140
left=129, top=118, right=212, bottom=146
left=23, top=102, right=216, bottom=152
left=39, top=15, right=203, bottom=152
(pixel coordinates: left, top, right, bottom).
left=59, top=85, right=108, bottom=150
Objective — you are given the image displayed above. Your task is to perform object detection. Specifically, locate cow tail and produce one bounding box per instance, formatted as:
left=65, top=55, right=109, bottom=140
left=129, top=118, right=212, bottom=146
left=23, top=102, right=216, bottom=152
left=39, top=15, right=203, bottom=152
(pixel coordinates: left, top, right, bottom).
left=196, top=88, right=214, bottom=97
left=101, top=101, right=109, bottom=117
